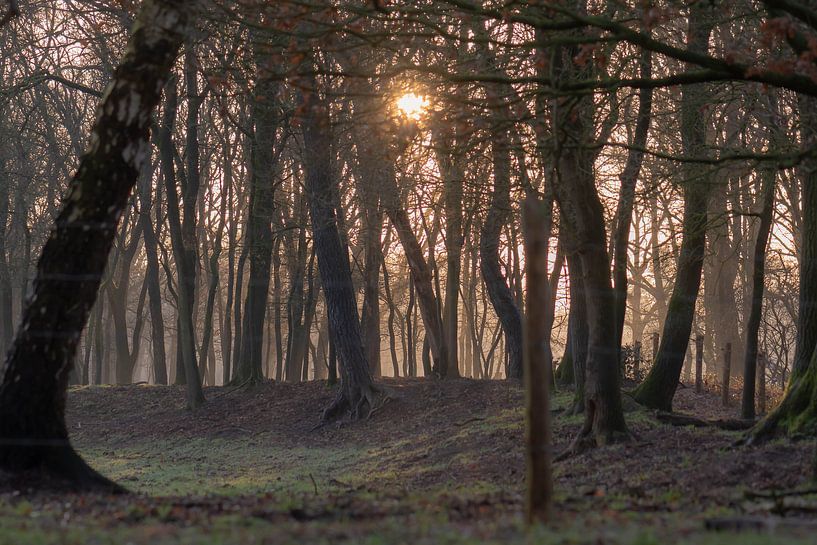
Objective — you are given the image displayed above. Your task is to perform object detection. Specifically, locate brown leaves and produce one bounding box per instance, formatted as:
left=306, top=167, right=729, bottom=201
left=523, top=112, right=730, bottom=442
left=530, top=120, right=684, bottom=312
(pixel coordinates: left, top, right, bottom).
left=573, top=44, right=607, bottom=69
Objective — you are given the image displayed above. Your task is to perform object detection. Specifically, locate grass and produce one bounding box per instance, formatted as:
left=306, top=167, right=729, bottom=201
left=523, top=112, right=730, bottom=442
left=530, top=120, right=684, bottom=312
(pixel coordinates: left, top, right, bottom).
left=2, top=381, right=813, bottom=545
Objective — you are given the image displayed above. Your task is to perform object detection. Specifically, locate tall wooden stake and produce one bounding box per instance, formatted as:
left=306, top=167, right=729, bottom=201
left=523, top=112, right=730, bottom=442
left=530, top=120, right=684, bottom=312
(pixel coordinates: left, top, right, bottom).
left=695, top=334, right=704, bottom=393
left=522, top=197, right=553, bottom=524
left=722, top=343, right=732, bottom=407
left=757, top=351, right=767, bottom=415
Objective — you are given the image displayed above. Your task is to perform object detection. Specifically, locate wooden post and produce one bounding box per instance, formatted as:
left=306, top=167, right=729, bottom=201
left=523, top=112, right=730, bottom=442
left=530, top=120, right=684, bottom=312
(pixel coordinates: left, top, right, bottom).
left=652, top=332, right=660, bottom=361
left=757, top=351, right=767, bottom=415
left=633, top=340, right=642, bottom=377
left=522, top=197, right=553, bottom=524
left=722, top=343, right=732, bottom=407
left=695, top=334, right=704, bottom=393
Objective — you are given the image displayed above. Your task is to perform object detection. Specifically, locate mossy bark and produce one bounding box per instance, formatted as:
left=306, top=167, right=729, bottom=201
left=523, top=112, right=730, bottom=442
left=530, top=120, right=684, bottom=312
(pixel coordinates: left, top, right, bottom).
left=632, top=2, right=714, bottom=412
left=749, top=353, right=817, bottom=442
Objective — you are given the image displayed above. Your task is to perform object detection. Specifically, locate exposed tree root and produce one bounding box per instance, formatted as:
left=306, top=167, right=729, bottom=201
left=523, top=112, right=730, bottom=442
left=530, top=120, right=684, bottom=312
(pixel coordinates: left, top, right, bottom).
left=0, top=447, right=126, bottom=494
left=656, top=411, right=756, bottom=431
left=318, top=383, right=391, bottom=426
left=743, top=366, right=817, bottom=446
left=227, top=373, right=268, bottom=389
left=554, top=409, right=632, bottom=462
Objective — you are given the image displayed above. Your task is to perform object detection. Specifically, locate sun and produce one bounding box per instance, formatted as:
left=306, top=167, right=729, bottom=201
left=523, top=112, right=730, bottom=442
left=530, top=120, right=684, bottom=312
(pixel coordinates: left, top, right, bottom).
left=396, top=92, right=429, bottom=120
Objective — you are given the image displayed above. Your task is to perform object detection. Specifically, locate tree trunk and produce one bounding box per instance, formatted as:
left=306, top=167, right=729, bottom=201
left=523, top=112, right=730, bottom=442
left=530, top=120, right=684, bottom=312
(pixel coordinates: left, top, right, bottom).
left=632, top=3, right=714, bottom=411
left=300, top=78, right=378, bottom=421
left=748, top=95, right=817, bottom=441
left=549, top=30, right=629, bottom=448
left=0, top=172, right=13, bottom=357
left=611, top=47, right=652, bottom=350
left=0, top=0, right=193, bottom=490
left=741, top=152, right=777, bottom=419
left=480, top=119, right=523, bottom=380
left=138, top=175, right=167, bottom=384
left=231, top=44, right=279, bottom=385
left=157, top=76, right=205, bottom=407
left=522, top=196, right=554, bottom=524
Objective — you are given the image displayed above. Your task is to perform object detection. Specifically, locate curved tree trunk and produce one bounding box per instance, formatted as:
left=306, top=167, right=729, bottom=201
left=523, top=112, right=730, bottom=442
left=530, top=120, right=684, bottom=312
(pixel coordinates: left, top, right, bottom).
left=158, top=77, right=205, bottom=407
left=480, top=117, right=523, bottom=379
left=0, top=0, right=193, bottom=490
left=611, top=47, right=652, bottom=350
left=748, top=95, right=817, bottom=441
left=633, top=4, right=714, bottom=411
left=548, top=23, right=629, bottom=448
left=301, top=77, right=378, bottom=421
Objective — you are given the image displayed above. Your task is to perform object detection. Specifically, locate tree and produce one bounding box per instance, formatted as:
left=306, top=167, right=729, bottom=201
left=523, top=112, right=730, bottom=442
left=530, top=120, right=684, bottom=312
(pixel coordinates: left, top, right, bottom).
left=0, top=0, right=196, bottom=489
left=633, top=1, right=715, bottom=411
left=231, top=30, right=281, bottom=386
left=300, top=71, right=380, bottom=420
left=547, top=1, right=629, bottom=448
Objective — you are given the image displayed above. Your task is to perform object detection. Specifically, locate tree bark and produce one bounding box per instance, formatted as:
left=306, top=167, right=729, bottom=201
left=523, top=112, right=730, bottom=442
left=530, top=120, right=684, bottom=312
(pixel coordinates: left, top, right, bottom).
left=0, top=0, right=194, bottom=489
left=611, top=47, right=652, bottom=350
left=300, top=78, right=378, bottom=421
left=157, top=76, right=205, bottom=407
left=522, top=197, right=554, bottom=524
left=633, top=3, right=714, bottom=411
left=231, top=40, right=279, bottom=385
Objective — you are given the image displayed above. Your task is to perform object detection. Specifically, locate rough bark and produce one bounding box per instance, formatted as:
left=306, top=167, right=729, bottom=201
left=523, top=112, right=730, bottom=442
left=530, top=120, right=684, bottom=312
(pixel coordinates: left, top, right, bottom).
left=300, top=79, right=379, bottom=421
left=522, top=197, right=553, bottom=523
left=633, top=3, right=714, bottom=411
left=549, top=15, right=629, bottom=448
left=231, top=41, right=279, bottom=385
left=611, top=47, right=652, bottom=350
left=0, top=0, right=194, bottom=490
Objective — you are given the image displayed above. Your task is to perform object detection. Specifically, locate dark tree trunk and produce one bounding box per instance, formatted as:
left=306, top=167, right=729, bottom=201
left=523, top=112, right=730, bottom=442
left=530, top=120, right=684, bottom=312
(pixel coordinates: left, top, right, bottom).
left=438, top=138, right=464, bottom=379
left=300, top=80, right=378, bottom=421
left=791, top=96, right=817, bottom=381
left=232, top=52, right=279, bottom=385
left=109, top=221, right=142, bottom=384
left=564, top=252, right=588, bottom=413
left=522, top=197, right=554, bottom=523
left=0, top=173, right=13, bottom=356
left=611, top=47, right=652, bottom=350
left=633, top=4, right=714, bottom=411
left=549, top=27, right=629, bottom=448
left=355, top=163, right=383, bottom=378
left=480, top=120, right=523, bottom=380
left=0, top=0, right=193, bottom=490
left=741, top=154, right=777, bottom=419
left=138, top=176, right=167, bottom=384
left=748, top=95, right=817, bottom=441
left=157, top=77, right=205, bottom=407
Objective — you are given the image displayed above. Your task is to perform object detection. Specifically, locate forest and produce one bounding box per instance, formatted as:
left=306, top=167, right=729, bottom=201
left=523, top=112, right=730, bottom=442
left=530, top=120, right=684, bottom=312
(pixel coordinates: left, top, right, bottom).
left=1, top=0, right=817, bottom=543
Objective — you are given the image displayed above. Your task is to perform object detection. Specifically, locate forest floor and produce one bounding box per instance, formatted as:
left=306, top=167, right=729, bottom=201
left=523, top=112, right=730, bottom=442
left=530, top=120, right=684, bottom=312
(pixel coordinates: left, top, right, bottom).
left=0, top=378, right=815, bottom=544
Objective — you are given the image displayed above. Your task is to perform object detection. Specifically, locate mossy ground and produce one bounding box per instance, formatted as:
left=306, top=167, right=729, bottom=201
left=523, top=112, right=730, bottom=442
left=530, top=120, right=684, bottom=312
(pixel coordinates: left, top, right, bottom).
left=0, top=378, right=814, bottom=544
